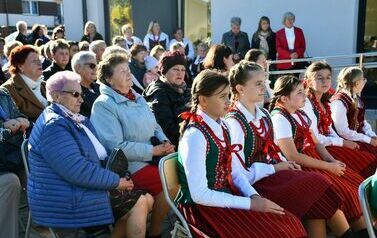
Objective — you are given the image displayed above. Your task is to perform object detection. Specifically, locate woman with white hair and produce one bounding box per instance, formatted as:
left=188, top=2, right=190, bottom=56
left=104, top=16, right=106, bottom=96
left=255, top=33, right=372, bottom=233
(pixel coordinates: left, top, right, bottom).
left=143, top=21, right=169, bottom=51
left=27, top=70, right=153, bottom=237
left=71, top=51, right=100, bottom=117
left=275, top=11, right=306, bottom=70
left=81, top=21, right=104, bottom=43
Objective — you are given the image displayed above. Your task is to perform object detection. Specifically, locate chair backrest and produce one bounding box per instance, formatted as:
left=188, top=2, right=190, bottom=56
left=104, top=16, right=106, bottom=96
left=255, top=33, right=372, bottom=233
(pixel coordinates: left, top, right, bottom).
left=159, top=152, right=192, bottom=238
left=358, top=176, right=376, bottom=238
left=21, top=139, right=29, bottom=177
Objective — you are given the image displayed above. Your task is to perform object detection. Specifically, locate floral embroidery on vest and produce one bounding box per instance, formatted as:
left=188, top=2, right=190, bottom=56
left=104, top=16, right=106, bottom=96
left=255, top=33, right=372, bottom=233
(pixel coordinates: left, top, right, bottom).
left=331, top=92, right=365, bottom=133
left=227, top=108, right=281, bottom=167
left=272, top=107, right=314, bottom=152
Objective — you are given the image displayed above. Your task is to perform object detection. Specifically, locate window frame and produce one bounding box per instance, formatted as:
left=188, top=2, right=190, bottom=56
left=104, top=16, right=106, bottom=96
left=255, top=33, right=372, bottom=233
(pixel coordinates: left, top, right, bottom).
left=22, top=0, right=39, bottom=16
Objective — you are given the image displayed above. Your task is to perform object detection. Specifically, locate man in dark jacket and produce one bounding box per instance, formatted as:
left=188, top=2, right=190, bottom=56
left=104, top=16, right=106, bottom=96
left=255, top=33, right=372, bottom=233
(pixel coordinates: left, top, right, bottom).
left=43, top=39, right=72, bottom=81
left=14, top=21, right=30, bottom=45
left=221, top=17, right=250, bottom=63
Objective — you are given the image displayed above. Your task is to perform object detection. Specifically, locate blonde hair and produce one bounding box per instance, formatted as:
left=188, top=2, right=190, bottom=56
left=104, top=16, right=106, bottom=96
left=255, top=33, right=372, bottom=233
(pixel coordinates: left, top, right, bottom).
left=336, top=66, right=363, bottom=97
left=147, top=21, right=160, bottom=35
left=84, top=21, right=97, bottom=35
left=121, top=24, right=133, bottom=35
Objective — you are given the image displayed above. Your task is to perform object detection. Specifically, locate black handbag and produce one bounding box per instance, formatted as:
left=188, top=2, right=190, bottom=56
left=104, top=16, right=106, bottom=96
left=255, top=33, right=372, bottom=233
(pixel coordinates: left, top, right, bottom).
left=106, top=147, right=130, bottom=178
left=106, top=148, right=146, bottom=220
left=0, top=131, right=24, bottom=172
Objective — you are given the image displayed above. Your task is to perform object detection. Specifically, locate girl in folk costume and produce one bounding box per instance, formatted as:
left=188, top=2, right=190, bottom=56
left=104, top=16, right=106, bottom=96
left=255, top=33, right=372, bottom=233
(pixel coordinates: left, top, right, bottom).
left=177, top=69, right=306, bottom=238
left=331, top=67, right=377, bottom=158
left=270, top=75, right=370, bottom=238
left=143, top=21, right=169, bottom=51
left=303, top=62, right=377, bottom=178
left=226, top=61, right=354, bottom=238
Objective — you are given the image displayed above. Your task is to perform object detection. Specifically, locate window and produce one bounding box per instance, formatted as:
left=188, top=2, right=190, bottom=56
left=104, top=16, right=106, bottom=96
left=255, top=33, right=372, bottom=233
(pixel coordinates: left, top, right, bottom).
left=22, top=0, right=39, bottom=15
left=184, top=0, right=211, bottom=43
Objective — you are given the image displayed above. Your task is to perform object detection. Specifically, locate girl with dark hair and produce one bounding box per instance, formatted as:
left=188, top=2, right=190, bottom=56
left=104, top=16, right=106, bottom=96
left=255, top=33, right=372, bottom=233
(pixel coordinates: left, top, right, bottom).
left=30, top=24, right=50, bottom=45
left=177, top=69, right=306, bottom=238
left=251, top=16, right=276, bottom=60
left=331, top=67, right=377, bottom=159
left=303, top=62, right=377, bottom=178
left=203, top=44, right=234, bottom=75
left=226, top=60, right=356, bottom=238
left=270, top=75, right=369, bottom=237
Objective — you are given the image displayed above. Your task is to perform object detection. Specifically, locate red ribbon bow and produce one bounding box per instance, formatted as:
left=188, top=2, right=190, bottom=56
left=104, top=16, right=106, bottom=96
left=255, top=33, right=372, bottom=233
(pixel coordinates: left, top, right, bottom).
left=263, top=139, right=282, bottom=162
left=179, top=111, right=203, bottom=123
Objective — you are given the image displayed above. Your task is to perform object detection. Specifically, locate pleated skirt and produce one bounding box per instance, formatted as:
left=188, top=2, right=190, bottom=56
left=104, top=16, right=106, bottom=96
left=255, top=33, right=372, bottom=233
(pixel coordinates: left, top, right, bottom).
left=178, top=203, right=307, bottom=238
left=254, top=170, right=341, bottom=219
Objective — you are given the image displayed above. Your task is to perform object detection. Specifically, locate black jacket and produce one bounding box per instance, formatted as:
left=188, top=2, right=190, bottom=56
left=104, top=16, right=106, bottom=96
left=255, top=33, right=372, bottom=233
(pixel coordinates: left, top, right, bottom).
left=143, top=79, right=191, bottom=147
left=251, top=31, right=277, bottom=60
left=43, top=62, right=72, bottom=81
left=80, top=33, right=104, bottom=43
left=129, top=59, right=146, bottom=86
left=221, top=31, right=250, bottom=58
left=80, top=83, right=100, bottom=118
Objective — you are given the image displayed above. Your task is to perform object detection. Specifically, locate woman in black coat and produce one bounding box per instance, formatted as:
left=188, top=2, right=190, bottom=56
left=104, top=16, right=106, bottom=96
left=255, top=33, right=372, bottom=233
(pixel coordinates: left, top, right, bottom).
left=143, top=52, right=190, bottom=147
left=251, top=16, right=276, bottom=60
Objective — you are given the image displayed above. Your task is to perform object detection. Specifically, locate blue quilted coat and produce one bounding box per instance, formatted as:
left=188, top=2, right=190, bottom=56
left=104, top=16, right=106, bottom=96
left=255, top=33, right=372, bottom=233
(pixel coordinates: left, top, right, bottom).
left=27, top=103, right=119, bottom=228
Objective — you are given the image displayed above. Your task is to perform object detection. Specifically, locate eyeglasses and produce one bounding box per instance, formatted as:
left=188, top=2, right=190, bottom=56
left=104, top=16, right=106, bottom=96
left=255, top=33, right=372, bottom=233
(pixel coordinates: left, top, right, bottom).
left=84, top=63, right=97, bottom=69
left=62, top=90, right=84, bottom=98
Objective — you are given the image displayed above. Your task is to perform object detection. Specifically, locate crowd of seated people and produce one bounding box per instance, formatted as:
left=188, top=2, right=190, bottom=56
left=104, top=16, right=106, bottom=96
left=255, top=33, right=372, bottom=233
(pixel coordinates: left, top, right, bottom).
left=0, top=11, right=376, bottom=238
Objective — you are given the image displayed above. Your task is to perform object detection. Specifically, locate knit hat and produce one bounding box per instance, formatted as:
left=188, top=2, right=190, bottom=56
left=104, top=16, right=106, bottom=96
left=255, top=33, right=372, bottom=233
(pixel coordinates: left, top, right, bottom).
left=159, top=51, right=187, bottom=75
left=144, top=56, right=159, bottom=71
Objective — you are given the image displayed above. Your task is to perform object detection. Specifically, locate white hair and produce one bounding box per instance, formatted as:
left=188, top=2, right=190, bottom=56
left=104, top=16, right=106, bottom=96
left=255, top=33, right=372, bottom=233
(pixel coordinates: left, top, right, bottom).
left=89, top=40, right=106, bottom=53
left=16, top=21, right=27, bottom=32
left=71, top=51, right=96, bottom=73
left=282, top=12, right=295, bottom=24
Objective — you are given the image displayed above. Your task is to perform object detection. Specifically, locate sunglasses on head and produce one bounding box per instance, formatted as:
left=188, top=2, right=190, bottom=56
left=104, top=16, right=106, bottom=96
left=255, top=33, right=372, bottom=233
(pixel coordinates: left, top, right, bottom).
left=84, top=63, right=97, bottom=69
left=62, top=90, right=84, bottom=98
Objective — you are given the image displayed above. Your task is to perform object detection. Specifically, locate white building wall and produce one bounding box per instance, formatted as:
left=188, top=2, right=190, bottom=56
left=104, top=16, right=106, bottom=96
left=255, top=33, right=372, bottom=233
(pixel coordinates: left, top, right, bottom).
left=63, top=0, right=84, bottom=41
left=0, top=14, right=55, bottom=27
left=211, top=0, right=359, bottom=58
left=86, top=0, right=105, bottom=38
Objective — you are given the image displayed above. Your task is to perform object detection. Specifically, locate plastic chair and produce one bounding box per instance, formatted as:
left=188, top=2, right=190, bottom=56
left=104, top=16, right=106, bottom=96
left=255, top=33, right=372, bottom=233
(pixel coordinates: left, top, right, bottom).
left=358, top=175, right=376, bottom=238
left=158, top=152, right=192, bottom=238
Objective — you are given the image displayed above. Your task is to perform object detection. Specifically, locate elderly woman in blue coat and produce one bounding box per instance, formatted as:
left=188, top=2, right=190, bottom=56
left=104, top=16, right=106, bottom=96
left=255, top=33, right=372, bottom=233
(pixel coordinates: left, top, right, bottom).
left=91, top=54, right=175, bottom=237
left=27, top=71, right=153, bottom=238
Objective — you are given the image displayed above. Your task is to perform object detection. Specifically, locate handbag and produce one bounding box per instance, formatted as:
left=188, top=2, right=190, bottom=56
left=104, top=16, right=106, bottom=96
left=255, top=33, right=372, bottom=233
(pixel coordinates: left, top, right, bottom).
left=106, top=148, right=146, bottom=219
left=0, top=131, right=24, bottom=172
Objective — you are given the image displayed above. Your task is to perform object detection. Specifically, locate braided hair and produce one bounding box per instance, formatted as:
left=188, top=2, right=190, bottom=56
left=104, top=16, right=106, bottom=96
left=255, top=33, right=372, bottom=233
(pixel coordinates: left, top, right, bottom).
left=228, top=60, right=264, bottom=105
left=269, top=75, right=302, bottom=112
left=179, top=69, right=229, bottom=136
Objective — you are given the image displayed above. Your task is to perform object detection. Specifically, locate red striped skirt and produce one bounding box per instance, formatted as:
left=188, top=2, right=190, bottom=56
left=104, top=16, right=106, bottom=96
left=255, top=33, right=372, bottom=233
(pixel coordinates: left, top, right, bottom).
left=326, top=145, right=377, bottom=178
left=254, top=170, right=340, bottom=219
left=178, top=204, right=307, bottom=238
left=302, top=147, right=363, bottom=221
left=357, top=141, right=377, bottom=159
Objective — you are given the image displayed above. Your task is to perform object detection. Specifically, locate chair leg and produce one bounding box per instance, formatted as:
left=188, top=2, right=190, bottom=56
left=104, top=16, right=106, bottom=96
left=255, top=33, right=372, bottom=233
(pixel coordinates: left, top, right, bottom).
left=24, top=211, right=32, bottom=238
left=49, top=228, right=59, bottom=238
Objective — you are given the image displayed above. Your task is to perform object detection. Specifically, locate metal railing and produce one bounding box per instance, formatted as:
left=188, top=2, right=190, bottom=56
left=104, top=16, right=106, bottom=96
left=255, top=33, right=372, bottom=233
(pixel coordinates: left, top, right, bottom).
left=266, top=52, right=377, bottom=75
left=266, top=51, right=377, bottom=128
